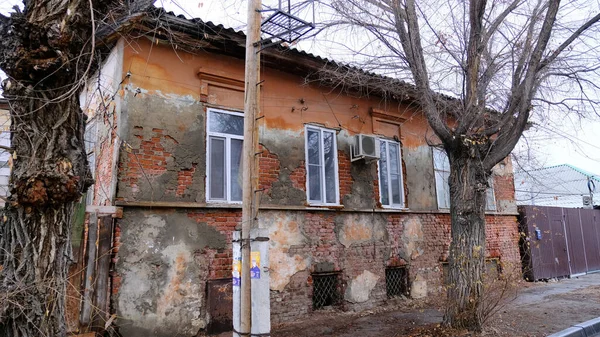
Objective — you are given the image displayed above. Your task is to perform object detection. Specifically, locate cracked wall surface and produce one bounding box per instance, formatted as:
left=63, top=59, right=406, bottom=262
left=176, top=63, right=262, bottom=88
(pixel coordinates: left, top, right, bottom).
left=115, top=209, right=226, bottom=337
left=108, top=37, right=521, bottom=333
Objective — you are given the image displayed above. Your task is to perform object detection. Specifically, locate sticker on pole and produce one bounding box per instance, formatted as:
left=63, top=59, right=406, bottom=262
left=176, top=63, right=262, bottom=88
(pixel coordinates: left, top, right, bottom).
left=251, top=251, right=261, bottom=279
left=232, top=257, right=241, bottom=286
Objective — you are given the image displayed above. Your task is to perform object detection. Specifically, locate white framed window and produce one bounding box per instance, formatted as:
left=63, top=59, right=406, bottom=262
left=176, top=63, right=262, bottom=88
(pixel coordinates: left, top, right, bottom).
left=378, top=139, right=405, bottom=208
left=305, top=125, right=339, bottom=205
left=432, top=147, right=496, bottom=211
left=206, top=108, right=244, bottom=203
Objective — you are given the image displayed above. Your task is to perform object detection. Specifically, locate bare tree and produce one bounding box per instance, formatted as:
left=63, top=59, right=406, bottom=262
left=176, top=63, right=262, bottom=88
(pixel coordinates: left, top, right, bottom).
left=302, top=0, right=600, bottom=331
left=0, top=1, right=151, bottom=335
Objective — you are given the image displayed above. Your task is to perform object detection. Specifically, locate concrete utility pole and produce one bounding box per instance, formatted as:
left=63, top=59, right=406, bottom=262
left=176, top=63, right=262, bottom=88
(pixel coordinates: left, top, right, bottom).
left=240, top=0, right=262, bottom=334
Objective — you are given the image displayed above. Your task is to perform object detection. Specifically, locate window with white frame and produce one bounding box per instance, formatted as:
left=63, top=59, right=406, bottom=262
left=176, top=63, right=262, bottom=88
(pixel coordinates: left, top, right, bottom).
left=432, top=147, right=496, bottom=211
left=305, top=125, right=339, bottom=205
left=207, top=108, right=244, bottom=203
left=378, top=139, right=405, bottom=208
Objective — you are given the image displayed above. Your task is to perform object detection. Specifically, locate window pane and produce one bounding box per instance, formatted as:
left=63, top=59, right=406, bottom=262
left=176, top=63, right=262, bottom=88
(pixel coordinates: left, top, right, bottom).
left=391, top=174, right=401, bottom=205
left=379, top=142, right=389, bottom=205
left=433, top=148, right=450, bottom=171
left=323, top=131, right=336, bottom=203
left=389, top=143, right=400, bottom=174
left=486, top=178, right=496, bottom=211
left=307, top=129, right=321, bottom=165
left=209, top=137, right=226, bottom=200
left=308, top=164, right=322, bottom=202
left=230, top=139, right=243, bottom=201
left=435, top=170, right=450, bottom=208
left=209, top=111, right=244, bottom=136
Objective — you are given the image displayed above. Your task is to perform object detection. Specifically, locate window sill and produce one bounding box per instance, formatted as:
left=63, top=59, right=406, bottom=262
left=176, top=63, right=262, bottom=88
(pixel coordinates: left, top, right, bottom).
left=306, top=203, right=343, bottom=209
left=204, top=201, right=243, bottom=208
left=114, top=201, right=519, bottom=215
left=381, top=205, right=407, bottom=211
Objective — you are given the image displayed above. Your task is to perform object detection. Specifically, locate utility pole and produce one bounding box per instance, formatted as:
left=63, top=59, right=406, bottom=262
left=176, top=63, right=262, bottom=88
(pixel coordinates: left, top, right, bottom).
left=240, top=0, right=262, bottom=335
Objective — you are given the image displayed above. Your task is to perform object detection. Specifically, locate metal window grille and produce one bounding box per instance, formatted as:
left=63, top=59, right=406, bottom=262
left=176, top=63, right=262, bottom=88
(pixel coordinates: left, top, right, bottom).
left=386, top=267, right=408, bottom=298
left=312, top=272, right=342, bottom=309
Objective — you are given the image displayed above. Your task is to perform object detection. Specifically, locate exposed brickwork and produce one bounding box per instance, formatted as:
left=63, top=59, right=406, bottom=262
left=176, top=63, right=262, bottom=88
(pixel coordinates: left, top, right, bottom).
left=270, top=211, right=520, bottom=324
left=373, top=172, right=381, bottom=206
left=176, top=163, right=197, bottom=197
left=494, top=174, right=516, bottom=203
left=187, top=210, right=242, bottom=279
left=119, top=127, right=172, bottom=195
left=337, top=151, right=353, bottom=201
left=289, top=162, right=306, bottom=191
left=258, top=145, right=281, bottom=196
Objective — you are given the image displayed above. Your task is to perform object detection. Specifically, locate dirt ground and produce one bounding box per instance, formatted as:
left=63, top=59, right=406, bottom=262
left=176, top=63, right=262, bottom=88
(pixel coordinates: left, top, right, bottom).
left=269, top=273, right=600, bottom=337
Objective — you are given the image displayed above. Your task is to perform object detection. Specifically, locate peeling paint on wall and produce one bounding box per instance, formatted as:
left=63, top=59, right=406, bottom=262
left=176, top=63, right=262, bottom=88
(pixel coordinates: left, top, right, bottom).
left=402, top=216, right=425, bottom=260
left=335, top=213, right=387, bottom=248
left=259, top=211, right=311, bottom=291
left=118, top=93, right=205, bottom=202
left=345, top=270, right=380, bottom=303
left=116, top=210, right=225, bottom=337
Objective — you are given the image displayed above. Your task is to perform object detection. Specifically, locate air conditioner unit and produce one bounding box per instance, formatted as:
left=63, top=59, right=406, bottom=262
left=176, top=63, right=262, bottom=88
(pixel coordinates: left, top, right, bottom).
left=351, top=134, right=380, bottom=162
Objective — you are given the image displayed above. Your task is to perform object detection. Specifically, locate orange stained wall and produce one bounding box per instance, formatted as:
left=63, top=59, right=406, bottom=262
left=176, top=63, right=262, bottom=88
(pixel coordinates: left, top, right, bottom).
left=121, top=38, right=435, bottom=150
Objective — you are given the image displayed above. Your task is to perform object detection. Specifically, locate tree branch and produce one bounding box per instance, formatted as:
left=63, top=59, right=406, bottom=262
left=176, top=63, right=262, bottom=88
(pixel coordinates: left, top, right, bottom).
left=538, top=11, right=600, bottom=70
left=0, top=145, right=13, bottom=152
left=454, top=0, right=487, bottom=135
left=483, top=0, right=561, bottom=170
left=392, top=0, right=453, bottom=143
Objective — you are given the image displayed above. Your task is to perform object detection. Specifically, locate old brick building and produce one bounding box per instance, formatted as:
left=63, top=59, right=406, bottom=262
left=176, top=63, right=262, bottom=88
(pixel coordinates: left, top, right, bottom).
left=79, top=8, right=520, bottom=337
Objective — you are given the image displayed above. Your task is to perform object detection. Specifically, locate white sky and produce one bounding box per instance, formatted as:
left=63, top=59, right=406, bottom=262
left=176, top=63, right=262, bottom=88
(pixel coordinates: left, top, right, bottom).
left=0, top=0, right=598, bottom=176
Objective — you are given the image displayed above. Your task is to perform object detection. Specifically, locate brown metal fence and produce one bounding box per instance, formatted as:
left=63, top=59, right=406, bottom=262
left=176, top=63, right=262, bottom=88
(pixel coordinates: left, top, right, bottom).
left=519, top=206, right=600, bottom=281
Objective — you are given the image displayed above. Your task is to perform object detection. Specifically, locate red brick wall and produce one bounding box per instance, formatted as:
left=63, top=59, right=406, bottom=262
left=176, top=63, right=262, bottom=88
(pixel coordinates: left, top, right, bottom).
left=119, top=127, right=172, bottom=195
left=337, top=151, right=353, bottom=200
left=110, top=207, right=519, bottom=324
left=267, top=211, right=519, bottom=324
left=258, top=145, right=281, bottom=197
left=176, top=164, right=197, bottom=197
left=494, top=174, right=516, bottom=203
left=186, top=210, right=242, bottom=279
left=289, top=162, right=306, bottom=191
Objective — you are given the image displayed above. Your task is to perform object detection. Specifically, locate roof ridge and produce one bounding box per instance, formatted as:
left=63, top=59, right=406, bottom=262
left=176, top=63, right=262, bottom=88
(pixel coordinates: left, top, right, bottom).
left=515, top=163, right=600, bottom=181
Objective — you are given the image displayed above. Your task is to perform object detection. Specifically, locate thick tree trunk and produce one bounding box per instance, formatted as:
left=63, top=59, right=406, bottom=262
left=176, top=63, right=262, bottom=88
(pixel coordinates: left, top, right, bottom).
left=443, top=152, right=489, bottom=331
left=0, top=1, right=114, bottom=335
left=0, top=86, right=91, bottom=336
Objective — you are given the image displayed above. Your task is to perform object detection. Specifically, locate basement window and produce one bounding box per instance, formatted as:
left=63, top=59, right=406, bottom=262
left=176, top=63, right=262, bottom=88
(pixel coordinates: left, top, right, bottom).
left=312, top=272, right=342, bottom=309
left=386, top=267, right=408, bottom=298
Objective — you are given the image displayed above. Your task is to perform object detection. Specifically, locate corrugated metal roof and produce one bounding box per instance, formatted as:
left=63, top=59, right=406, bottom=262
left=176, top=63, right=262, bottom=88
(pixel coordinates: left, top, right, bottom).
left=130, top=7, right=458, bottom=104
left=514, top=164, right=600, bottom=207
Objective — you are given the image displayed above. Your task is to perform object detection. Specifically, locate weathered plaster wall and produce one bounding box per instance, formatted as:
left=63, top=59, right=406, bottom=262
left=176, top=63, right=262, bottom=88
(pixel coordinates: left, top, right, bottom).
left=114, top=209, right=229, bottom=337
left=117, top=39, right=461, bottom=210
left=264, top=210, right=521, bottom=323
left=81, top=39, right=125, bottom=206
left=492, top=157, right=518, bottom=213
left=404, top=145, right=437, bottom=210
left=108, top=37, right=522, bottom=335
left=118, top=90, right=205, bottom=202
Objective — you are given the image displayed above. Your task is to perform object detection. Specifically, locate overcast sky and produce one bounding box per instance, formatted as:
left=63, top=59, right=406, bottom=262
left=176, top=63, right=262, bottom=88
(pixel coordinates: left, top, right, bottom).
left=0, top=0, right=598, bottom=176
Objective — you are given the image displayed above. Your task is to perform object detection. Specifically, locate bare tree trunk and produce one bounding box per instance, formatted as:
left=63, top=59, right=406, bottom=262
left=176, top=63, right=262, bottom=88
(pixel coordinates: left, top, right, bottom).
left=444, top=151, right=489, bottom=331
left=0, top=85, right=91, bottom=336
left=0, top=0, right=126, bottom=335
